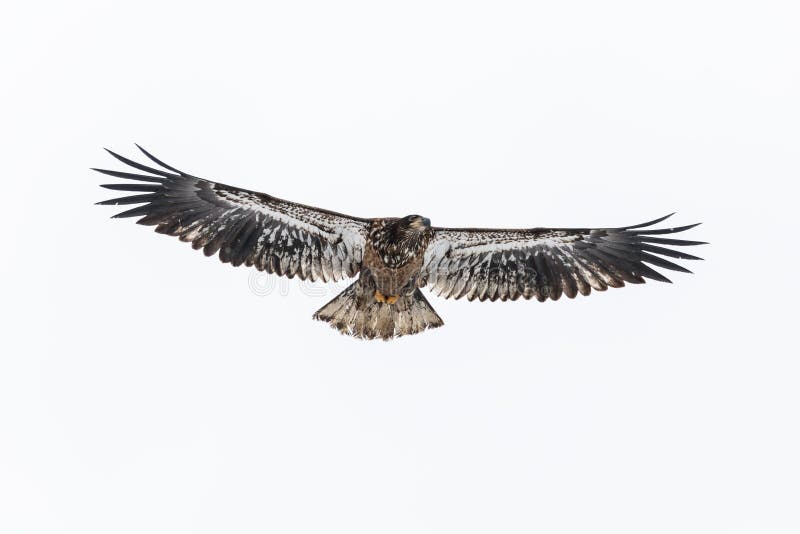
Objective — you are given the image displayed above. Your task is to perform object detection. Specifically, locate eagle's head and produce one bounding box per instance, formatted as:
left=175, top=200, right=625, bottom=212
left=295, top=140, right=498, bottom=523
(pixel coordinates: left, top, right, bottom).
left=392, top=214, right=433, bottom=261
left=368, top=215, right=433, bottom=268
left=403, top=214, right=432, bottom=232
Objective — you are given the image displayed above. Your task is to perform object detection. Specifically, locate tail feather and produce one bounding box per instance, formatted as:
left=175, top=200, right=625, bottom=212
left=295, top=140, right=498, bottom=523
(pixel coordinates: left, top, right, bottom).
left=313, top=277, right=444, bottom=340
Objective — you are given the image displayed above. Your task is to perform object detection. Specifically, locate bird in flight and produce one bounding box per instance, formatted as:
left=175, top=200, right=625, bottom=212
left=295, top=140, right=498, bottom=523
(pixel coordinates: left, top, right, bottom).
left=96, top=146, right=706, bottom=340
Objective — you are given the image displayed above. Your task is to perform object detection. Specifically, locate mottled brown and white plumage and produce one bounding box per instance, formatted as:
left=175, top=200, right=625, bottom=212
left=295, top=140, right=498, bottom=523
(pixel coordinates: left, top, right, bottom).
left=96, top=146, right=706, bottom=340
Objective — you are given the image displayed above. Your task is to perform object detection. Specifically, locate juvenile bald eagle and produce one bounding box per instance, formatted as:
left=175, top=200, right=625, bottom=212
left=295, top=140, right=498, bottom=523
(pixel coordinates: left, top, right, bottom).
left=96, top=146, right=706, bottom=340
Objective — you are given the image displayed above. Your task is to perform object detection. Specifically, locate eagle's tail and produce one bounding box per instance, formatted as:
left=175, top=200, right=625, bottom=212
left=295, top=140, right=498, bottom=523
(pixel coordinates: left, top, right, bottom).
left=312, top=277, right=443, bottom=340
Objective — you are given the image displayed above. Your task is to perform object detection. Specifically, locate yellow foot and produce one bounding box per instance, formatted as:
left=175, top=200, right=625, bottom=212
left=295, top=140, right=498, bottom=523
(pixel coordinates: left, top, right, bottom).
left=374, top=291, right=399, bottom=305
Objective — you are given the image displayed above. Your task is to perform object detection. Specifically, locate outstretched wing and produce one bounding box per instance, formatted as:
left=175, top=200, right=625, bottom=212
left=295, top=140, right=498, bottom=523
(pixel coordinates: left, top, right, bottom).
left=96, top=146, right=369, bottom=282
left=421, top=214, right=705, bottom=302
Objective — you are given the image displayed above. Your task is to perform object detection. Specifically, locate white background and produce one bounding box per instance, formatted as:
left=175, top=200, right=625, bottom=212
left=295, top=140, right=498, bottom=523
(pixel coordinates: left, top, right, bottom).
left=1, top=1, right=798, bottom=533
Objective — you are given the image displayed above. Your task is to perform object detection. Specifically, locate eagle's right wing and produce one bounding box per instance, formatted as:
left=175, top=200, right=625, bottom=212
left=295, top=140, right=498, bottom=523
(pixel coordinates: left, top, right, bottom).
left=96, top=146, right=369, bottom=282
left=421, top=215, right=706, bottom=301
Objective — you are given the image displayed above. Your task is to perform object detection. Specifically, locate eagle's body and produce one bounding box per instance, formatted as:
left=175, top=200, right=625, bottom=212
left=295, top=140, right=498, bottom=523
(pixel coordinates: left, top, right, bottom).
left=314, top=217, right=443, bottom=338
left=96, top=146, right=706, bottom=340
left=364, top=217, right=433, bottom=296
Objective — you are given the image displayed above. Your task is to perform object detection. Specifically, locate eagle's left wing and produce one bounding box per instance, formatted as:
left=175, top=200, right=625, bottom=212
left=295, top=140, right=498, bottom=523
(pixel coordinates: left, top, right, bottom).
left=421, top=215, right=705, bottom=302
left=96, top=146, right=369, bottom=282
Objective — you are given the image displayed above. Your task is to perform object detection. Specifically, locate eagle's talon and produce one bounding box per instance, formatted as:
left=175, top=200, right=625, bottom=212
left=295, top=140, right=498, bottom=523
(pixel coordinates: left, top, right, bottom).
left=374, top=291, right=399, bottom=305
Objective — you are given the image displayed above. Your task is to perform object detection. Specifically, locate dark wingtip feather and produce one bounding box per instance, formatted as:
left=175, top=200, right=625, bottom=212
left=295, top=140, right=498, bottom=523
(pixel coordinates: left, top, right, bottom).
left=92, top=167, right=166, bottom=183
left=644, top=256, right=694, bottom=274
left=100, top=183, right=160, bottom=192
left=110, top=205, right=153, bottom=219
left=645, top=269, right=674, bottom=283
left=640, top=236, right=709, bottom=247
left=633, top=222, right=703, bottom=235
left=135, top=144, right=185, bottom=175
left=102, top=147, right=177, bottom=178
left=640, top=243, right=705, bottom=261
left=623, top=213, right=676, bottom=230
left=96, top=193, right=156, bottom=206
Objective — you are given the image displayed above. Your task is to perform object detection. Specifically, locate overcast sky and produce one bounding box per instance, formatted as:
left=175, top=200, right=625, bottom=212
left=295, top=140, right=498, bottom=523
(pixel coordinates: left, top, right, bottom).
left=2, top=1, right=798, bottom=533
